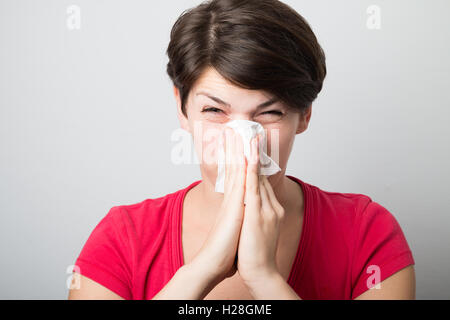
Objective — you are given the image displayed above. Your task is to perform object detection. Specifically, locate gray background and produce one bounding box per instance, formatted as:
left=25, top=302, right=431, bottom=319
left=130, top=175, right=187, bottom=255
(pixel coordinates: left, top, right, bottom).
left=0, top=0, right=449, bottom=299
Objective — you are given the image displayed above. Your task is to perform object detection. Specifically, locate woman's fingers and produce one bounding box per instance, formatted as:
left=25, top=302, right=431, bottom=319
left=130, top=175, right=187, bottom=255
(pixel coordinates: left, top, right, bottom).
left=224, top=127, right=237, bottom=194
left=234, top=128, right=246, bottom=172
left=231, top=128, right=245, bottom=188
left=246, top=136, right=260, bottom=193
left=223, top=128, right=231, bottom=192
left=224, top=127, right=245, bottom=202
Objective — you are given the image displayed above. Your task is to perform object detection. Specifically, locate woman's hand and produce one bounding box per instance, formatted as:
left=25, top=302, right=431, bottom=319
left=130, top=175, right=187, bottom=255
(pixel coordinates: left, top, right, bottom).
left=237, top=134, right=285, bottom=285
left=189, top=127, right=246, bottom=284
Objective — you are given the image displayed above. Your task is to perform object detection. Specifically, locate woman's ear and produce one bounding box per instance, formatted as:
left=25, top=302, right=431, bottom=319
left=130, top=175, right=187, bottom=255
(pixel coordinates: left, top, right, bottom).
left=296, top=104, right=312, bottom=134
left=174, top=85, right=190, bottom=133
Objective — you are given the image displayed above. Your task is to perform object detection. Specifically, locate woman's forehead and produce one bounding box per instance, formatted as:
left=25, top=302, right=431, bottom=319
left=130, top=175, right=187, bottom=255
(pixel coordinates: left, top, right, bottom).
left=192, top=70, right=274, bottom=106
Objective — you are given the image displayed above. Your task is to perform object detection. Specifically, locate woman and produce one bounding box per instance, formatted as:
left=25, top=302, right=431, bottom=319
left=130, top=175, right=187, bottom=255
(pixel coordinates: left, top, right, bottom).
left=69, top=0, right=415, bottom=300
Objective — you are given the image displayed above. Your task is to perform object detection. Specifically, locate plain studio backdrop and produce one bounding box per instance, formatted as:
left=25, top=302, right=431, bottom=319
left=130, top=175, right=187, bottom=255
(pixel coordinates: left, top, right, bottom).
left=0, top=0, right=449, bottom=299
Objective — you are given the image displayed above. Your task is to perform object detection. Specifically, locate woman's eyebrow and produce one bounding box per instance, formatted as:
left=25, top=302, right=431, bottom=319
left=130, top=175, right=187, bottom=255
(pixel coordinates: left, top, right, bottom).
left=196, top=91, right=278, bottom=109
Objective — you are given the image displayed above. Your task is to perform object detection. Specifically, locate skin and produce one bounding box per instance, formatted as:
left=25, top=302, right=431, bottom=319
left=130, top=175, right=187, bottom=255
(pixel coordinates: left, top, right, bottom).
left=68, top=66, right=415, bottom=300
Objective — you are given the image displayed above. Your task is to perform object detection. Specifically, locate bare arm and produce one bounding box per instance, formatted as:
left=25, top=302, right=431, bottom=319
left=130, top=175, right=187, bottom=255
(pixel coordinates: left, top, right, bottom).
left=68, top=273, right=125, bottom=300
left=354, top=265, right=416, bottom=300
left=153, top=262, right=223, bottom=300
left=68, top=261, right=223, bottom=300
left=242, top=265, right=415, bottom=300
left=244, top=271, right=302, bottom=300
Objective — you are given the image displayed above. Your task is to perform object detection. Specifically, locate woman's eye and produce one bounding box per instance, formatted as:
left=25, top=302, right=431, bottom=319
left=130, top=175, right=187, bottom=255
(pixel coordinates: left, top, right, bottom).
left=201, top=108, right=283, bottom=117
left=202, top=107, right=223, bottom=114
left=261, top=110, right=283, bottom=116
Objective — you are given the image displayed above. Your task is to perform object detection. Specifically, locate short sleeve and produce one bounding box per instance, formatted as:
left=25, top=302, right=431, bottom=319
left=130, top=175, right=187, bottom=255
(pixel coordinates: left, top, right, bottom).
left=73, top=206, right=133, bottom=300
left=351, top=201, right=415, bottom=299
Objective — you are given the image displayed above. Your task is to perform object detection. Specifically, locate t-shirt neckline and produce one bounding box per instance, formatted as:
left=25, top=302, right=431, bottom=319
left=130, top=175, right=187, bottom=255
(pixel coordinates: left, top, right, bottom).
left=171, top=175, right=310, bottom=287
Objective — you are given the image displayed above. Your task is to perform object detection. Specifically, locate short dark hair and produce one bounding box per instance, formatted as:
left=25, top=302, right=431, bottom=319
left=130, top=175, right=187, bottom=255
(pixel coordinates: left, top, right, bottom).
left=166, top=0, right=327, bottom=118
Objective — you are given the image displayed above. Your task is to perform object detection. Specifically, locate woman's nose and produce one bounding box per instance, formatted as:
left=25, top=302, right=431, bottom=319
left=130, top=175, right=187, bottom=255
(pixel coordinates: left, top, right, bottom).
left=229, top=115, right=254, bottom=122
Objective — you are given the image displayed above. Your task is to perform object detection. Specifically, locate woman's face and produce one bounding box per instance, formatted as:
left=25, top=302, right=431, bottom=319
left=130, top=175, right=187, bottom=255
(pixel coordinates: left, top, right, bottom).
left=174, top=67, right=311, bottom=187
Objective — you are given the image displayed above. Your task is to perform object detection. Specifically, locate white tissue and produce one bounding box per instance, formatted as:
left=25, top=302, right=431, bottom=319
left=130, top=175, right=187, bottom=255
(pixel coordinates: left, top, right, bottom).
left=215, top=119, right=281, bottom=193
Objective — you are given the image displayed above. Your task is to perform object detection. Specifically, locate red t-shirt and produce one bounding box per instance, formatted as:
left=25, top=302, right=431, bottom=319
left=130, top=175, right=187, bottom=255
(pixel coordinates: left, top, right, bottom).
left=73, top=175, right=415, bottom=300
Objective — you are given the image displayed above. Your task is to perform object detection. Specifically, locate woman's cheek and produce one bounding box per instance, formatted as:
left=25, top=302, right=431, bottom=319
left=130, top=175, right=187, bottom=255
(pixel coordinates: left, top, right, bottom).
left=202, top=134, right=220, bottom=166
left=265, top=126, right=291, bottom=169
left=196, top=123, right=222, bottom=166
left=265, top=126, right=281, bottom=158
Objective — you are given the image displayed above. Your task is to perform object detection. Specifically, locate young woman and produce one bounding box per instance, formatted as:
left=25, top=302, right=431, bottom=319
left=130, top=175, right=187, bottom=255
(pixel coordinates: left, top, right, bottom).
left=69, top=0, right=415, bottom=300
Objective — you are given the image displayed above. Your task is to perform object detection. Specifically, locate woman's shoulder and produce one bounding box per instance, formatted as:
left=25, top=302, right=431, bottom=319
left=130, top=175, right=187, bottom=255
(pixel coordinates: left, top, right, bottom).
left=108, top=181, right=201, bottom=235
left=299, top=178, right=402, bottom=234
left=291, top=178, right=414, bottom=299
left=289, top=176, right=373, bottom=217
left=311, top=183, right=372, bottom=213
